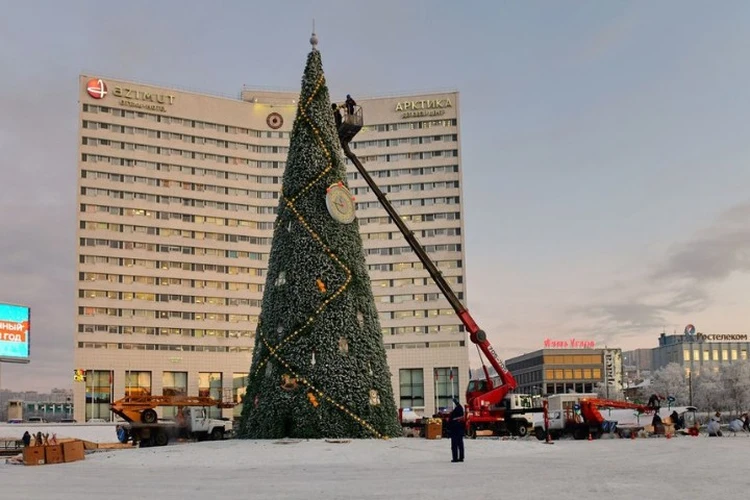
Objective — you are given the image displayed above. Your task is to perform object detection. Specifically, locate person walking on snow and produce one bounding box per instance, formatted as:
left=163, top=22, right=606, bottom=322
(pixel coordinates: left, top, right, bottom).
left=448, top=397, right=465, bottom=463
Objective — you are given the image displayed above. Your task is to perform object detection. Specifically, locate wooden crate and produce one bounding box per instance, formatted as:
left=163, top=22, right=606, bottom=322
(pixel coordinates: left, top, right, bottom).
left=22, top=447, right=45, bottom=466
left=62, top=441, right=85, bottom=463
left=44, top=445, right=64, bottom=465
left=425, top=422, right=443, bottom=440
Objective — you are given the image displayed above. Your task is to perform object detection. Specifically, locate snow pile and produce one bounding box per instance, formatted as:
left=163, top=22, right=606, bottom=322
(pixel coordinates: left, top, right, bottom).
left=2, top=435, right=748, bottom=499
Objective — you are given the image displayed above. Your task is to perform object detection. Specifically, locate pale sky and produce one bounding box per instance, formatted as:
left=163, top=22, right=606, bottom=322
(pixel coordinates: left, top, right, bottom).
left=2, top=0, right=750, bottom=391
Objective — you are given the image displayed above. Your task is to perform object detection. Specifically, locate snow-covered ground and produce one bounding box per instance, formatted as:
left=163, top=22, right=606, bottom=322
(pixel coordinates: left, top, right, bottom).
left=3, top=434, right=749, bottom=500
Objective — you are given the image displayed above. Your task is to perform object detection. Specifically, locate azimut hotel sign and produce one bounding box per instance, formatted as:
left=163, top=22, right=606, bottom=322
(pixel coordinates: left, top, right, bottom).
left=85, top=77, right=176, bottom=113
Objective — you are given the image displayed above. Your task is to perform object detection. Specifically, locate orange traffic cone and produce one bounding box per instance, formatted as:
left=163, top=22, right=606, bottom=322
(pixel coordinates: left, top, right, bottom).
left=666, top=433, right=672, bottom=440
left=631, top=430, right=636, bottom=440
left=588, top=433, right=593, bottom=441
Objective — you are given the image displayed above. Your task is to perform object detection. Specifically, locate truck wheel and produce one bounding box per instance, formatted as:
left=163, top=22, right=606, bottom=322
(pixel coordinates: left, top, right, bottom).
left=468, top=425, right=477, bottom=439
left=211, top=428, right=224, bottom=441
left=534, top=427, right=546, bottom=441
left=141, top=409, right=158, bottom=424
left=515, top=422, right=529, bottom=438
left=116, top=426, right=130, bottom=444
left=154, top=430, right=169, bottom=447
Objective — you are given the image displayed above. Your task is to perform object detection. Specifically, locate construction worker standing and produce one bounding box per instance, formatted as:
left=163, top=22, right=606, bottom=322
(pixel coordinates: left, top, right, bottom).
left=448, top=397, right=465, bottom=463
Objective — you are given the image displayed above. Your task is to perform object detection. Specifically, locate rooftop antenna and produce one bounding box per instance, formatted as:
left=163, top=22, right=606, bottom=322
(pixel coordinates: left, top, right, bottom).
left=310, top=19, right=318, bottom=50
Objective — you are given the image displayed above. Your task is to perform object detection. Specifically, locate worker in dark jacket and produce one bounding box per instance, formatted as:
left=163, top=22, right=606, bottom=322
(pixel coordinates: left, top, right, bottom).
left=647, top=393, right=660, bottom=409
left=345, top=94, right=356, bottom=115
left=448, top=397, right=465, bottom=463
left=21, top=431, right=31, bottom=447
left=332, top=103, right=342, bottom=129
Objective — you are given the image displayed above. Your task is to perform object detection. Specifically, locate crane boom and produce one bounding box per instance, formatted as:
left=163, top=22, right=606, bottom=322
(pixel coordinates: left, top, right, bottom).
left=338, top=114, right=517, bottom=408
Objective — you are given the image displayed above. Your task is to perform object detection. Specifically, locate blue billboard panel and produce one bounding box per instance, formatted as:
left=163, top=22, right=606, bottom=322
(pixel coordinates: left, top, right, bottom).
left=0, top=303, right=30, bottom=363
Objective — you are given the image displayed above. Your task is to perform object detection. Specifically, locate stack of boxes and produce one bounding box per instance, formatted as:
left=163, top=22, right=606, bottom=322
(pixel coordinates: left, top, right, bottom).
left=22, top=440, right=85, bottom=466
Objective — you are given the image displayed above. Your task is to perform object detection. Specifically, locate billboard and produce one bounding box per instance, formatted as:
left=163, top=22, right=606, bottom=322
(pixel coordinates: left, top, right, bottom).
left=0, top=303, right=30, bottom=363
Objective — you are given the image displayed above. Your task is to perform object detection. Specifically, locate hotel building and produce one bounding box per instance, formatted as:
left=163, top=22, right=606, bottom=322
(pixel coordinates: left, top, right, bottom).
left=73, top=75, right=470, bottom=422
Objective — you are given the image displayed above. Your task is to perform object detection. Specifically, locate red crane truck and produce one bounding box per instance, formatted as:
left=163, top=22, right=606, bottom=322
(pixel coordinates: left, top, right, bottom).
left=338, top=108, right=525, bottom=438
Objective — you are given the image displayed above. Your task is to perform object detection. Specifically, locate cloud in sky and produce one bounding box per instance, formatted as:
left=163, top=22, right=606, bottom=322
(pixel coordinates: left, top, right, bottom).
left=575, top=200, right=750, bottom=344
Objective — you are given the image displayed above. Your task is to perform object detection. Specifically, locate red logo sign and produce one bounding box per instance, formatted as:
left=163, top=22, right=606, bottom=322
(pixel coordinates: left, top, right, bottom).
left=86, top=78, right=108, bottom=99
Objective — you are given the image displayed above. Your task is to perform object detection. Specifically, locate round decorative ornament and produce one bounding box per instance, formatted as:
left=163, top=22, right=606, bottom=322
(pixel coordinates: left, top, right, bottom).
left=325, top=182, right=356, bottom=224
left=266, top=112, right=283, bottom=129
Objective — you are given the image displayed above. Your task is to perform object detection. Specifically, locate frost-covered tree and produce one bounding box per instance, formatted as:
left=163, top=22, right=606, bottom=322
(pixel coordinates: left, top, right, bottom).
left=692, top=368, right=724, bottom=413
left=720, top=361, right=750, bottom=415
left=650, top=363, right=689, bottom=405
left=238, top=45, right=401, bottom=439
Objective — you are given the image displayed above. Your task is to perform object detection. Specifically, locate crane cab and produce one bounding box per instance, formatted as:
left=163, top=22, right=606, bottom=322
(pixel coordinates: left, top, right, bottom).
left=338, top=105, right=363, bottom=144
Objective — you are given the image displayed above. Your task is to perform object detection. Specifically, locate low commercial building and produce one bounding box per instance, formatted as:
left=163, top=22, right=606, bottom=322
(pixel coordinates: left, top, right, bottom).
left=506, top=343, right=623, bottom=397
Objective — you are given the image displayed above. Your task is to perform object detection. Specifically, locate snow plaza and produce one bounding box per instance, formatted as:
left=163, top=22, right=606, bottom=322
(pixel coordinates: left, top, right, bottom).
left=4, top=436, right=749, bottom=500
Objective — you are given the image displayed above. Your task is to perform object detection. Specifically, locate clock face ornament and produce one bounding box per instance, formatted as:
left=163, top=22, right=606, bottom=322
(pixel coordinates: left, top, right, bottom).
left=325, top=182, right=356, bottom=224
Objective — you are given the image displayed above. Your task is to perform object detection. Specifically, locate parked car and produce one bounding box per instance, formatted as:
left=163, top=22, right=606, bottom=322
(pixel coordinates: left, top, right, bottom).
left=26, top=417, right=48, bottom=423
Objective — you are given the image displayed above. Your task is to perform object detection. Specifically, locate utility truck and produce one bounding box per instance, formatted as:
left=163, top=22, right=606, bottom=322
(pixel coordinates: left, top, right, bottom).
left=533, top=394, right=656, bottom=440
left=111, top=394, right=235, bottom=447
left=116, top=406, right=232, bottom=447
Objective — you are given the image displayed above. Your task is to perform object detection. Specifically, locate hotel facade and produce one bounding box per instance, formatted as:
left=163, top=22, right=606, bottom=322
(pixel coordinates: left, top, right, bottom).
left=73, top=75, right=470, bottom=422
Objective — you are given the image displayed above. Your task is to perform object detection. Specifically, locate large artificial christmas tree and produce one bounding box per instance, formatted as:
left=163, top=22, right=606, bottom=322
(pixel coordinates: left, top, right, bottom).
left=238, top=41, right=402, bottom=439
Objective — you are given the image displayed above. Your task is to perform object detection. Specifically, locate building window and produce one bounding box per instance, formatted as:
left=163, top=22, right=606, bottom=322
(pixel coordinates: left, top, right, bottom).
left=434, top=367, right=459, bottom=410
left=703, top=351, right=709, bottom=361
left=731, top=349, right=738, bottom=361
left=199, top=372, right=223, bottom=418
left=693, top=349, right=699, bottom=361
left=85, top=370, right=113, bottom=422
left=399, top=369, right=424, bottom=408
left=162, top=371, right=187, bottom=418
left=683, top=349, right=690, bottom=361
left=233, top=373, right=248, bottom=418
left=125, top=371, right=152, bottom=397
left=712, top=350, right=719, bottom=361
left=722, top=350, right=729, bottom=361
